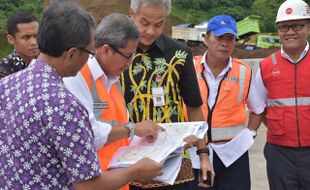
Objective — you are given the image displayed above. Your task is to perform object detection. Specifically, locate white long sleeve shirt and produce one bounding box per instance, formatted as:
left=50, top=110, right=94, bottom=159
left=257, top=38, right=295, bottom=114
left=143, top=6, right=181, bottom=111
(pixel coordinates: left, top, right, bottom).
left=63, top=57, right=115, bottom=149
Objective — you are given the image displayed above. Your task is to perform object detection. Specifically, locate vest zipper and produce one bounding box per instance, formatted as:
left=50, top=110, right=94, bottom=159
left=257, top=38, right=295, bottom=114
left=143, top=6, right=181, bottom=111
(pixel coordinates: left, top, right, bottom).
left=294, top=64, right=301, bottom=147
left=202, top=69, right=230, bottom=142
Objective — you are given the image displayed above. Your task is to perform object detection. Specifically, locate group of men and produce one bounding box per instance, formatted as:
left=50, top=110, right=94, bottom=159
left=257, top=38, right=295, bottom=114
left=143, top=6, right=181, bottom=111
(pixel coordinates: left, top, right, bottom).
left=0, top=0, right=310, bottom=190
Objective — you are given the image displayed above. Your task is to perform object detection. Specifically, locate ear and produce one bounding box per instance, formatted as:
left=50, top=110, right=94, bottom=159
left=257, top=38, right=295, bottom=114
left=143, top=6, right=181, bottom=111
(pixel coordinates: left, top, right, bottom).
left=7, top=34, right=15, bottom=46
left=63, top=47, right=77, bottom=68
left=129, top=8, right=134, bottom=19
left=307, top=23, right=310, bottom=35
left=97, top=44, right=110, bottom=55
left=203, top=34, right=209, bottom=45
left=67, top=47, right=77, bottom=59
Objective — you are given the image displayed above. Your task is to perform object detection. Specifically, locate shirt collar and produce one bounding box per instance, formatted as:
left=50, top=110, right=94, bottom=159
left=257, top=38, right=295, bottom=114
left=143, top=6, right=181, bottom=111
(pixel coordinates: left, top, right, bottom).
left=280, top=42, right=309, bottom=63
left=154, top=35, right=165, bottom=53
left=12, top=49, right=25, bottom=62
left=33, top=59, right=62, bottom=80
left=202, top=51, right=232, bottom=74
left=137, top=34, right=165, bottom=54
left=87, top=56, right=118, bottom=84
left=88, top=56, right=104, bottom=81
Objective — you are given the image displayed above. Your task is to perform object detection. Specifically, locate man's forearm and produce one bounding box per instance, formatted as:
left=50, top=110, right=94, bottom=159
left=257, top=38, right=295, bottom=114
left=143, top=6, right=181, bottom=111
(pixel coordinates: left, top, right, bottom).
left=186, top=105, right=204, bottom=121
left=247, top=111, right=265, bottom=131
left=106, top=123, right=129, bottom=144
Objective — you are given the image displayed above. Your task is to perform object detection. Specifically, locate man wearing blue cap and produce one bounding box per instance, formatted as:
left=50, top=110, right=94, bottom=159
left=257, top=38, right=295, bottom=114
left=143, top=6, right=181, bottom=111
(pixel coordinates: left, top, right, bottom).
left=189, top=15, right=264, bottom=190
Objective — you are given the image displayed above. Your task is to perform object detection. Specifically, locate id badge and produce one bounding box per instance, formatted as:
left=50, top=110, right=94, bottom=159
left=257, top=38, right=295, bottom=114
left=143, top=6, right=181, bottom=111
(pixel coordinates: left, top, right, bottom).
left=152, top=87, right=165, bottom=107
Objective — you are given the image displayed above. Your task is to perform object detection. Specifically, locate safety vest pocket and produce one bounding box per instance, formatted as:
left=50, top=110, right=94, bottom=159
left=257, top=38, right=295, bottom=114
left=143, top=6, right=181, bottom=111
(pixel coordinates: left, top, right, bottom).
left=266, top=110, right=285, bottom=136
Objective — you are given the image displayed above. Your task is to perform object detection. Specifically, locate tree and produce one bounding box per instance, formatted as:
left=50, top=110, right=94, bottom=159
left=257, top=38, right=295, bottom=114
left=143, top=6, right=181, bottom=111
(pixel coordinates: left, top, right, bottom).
left=0, top=0, right=43, bottom=57
left=250, top=0, right=282, bottom=32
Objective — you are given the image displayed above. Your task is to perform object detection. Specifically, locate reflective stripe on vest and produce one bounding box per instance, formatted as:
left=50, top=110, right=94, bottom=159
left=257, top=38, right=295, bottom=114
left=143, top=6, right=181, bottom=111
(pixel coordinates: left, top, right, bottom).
left=192, top=56, right=250, bottom=142
left=81, top=64, right=129, bottom=190
left=212, top=125, right=246, bottom=141
left=90, top=74, right=120, bottom=125
left=267, top=97, right=310, bottom=107
left=114, top=81, right=124, bottom=97
left=238, top=64, right=247, bottom=103
left=90, top=75, right=104, bottom=121
left=271, top=53, right=277, bottom=65
left=260, top=51, right=310, bottom=147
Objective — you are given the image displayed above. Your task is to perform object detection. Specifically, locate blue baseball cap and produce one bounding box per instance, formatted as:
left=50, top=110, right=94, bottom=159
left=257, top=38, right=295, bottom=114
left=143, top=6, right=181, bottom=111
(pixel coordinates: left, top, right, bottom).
left=206, top=15, right=238, bottom=37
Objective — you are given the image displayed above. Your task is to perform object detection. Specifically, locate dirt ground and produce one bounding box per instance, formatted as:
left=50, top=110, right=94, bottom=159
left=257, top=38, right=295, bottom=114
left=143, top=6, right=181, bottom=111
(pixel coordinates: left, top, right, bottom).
left=71, top=0, right=279, bottom=59
left=232, top=47, right=279, bottom=59
left=190, top=45, right=279, bottom=59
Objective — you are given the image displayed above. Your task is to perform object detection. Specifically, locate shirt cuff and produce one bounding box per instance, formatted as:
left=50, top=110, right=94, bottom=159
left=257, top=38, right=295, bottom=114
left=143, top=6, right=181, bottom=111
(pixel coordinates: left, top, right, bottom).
left=92, top=121, right=112, bottom=150
left=249, top=102, right=266, bottom=115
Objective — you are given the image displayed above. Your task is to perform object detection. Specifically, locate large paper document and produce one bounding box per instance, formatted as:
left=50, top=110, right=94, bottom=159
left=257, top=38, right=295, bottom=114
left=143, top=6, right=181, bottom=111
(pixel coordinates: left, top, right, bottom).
left=210, top=128, right=255, bottom=167
left=108, top=121, right=208, bottom=184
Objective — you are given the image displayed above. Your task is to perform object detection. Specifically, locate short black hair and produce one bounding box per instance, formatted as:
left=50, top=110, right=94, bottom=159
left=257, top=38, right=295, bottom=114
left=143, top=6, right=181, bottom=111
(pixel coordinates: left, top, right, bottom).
left=38, top=1, right=96, bottom=57
left=7, top=11, right=37, bottom=36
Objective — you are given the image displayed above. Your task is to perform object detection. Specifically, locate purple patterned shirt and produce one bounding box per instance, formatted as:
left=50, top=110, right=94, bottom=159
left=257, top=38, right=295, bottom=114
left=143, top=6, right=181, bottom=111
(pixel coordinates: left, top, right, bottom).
left=0, top=60, right=101, bottom=189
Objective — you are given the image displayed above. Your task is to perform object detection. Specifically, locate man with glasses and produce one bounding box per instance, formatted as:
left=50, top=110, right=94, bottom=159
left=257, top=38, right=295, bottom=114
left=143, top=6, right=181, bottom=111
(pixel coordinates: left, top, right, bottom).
left=255, top=0, right=310, bottom=189
left=120, top=1, right=211, bottom=190
left=63, top=13, right=163, bottom=190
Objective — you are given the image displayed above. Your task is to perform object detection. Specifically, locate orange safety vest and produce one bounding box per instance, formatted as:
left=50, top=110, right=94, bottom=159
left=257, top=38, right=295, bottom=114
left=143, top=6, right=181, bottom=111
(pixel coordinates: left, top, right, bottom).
left=192, top=55, right=251, bottom=142
left=261, top=51, right=310, bottom=147
left=81, top=63, right=129, bottom=190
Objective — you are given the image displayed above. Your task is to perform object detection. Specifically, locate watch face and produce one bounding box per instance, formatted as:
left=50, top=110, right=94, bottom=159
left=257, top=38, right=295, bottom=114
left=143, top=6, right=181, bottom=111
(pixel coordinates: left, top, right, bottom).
left=126, top=122, right=135, bottom=139
left=127, top=122, right=135, bottom=129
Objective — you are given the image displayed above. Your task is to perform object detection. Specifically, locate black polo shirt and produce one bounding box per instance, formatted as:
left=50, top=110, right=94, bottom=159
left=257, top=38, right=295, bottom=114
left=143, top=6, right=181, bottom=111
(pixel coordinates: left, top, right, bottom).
left=0, top=50, right=29, bottom=79
left=121, top=34, right=202, bottom=123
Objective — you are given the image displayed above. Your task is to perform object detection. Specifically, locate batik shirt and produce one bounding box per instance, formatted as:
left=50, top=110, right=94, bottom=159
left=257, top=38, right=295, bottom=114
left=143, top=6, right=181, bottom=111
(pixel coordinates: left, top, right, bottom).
left=121, top=34, right=202, bottom=123
left=0, top=60, right=101, bottom=190
left=0, top=50, right=29, bottom=79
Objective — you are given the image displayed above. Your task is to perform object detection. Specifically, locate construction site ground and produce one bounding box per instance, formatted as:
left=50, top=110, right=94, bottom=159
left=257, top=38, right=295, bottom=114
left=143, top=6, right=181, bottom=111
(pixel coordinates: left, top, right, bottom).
left=250, top=125, right=268, bottom=190
left=190, top=45, right=279, bottom=58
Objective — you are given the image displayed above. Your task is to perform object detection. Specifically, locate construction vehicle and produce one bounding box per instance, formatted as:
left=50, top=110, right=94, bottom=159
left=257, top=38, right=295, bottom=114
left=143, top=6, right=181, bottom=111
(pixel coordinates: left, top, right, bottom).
left=171, top=23, right=206, bottom=46
left=171, top=15, right=280, bottom=49
left=237, top=15, right=280, bottom=49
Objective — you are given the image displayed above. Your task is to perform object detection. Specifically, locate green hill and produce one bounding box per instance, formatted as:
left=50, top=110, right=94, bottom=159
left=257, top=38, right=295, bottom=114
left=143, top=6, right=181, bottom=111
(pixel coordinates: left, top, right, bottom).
left=1, top=0, right=310, bottom=57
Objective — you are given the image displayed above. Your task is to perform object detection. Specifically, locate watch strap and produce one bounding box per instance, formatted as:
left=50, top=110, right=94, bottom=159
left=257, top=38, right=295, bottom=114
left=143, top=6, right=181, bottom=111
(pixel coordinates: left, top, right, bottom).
left=196, top=147, right=210, bottom=155
left=125, top=122, right=135, bottom=140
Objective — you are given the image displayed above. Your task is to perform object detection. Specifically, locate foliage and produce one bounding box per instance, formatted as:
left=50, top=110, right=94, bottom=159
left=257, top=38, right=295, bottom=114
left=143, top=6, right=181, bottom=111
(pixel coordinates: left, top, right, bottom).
left=0, top=0, right=43, bottom=57
left=171, top=0, right=310, bottom=33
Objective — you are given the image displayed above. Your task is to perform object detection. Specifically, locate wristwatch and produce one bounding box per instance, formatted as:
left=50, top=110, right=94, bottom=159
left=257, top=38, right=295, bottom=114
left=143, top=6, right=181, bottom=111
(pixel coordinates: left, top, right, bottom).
left=196, top=147, right=210, bottom=155
left=248, top=128, right=257, bottom=138
left=125, top=122, right=135, bottom=140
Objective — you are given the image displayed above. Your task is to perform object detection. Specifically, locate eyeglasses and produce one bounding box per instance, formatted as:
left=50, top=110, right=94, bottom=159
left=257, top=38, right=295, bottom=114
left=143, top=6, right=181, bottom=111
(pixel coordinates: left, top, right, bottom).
left=278, top=24, right=305, bottom=32
left=77, top=47, right=95, bottom=58
left=108, top=45, right=135, bottom=61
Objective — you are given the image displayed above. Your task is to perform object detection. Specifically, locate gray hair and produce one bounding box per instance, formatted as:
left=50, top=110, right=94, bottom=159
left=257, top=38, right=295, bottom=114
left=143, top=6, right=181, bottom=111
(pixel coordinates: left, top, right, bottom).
left=95, top=13, right=140, bottom=48
left=130, top=0, right=171, bottom=16
left=38, top=1, right=96, bottom=57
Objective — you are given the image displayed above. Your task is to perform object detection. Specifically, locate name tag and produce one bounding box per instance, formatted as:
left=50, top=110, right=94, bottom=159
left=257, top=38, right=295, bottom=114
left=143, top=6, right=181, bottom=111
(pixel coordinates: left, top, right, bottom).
left=152, top=87, right=165, bottom=107
left=225, top=76, right=239, bottom=83
left=93, top=102, right=108, bottom=109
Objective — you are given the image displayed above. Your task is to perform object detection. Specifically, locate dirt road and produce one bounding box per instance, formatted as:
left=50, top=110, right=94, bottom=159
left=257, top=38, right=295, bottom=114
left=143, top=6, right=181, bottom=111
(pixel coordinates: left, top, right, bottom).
left=249, top=125, right=269, bottom=190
